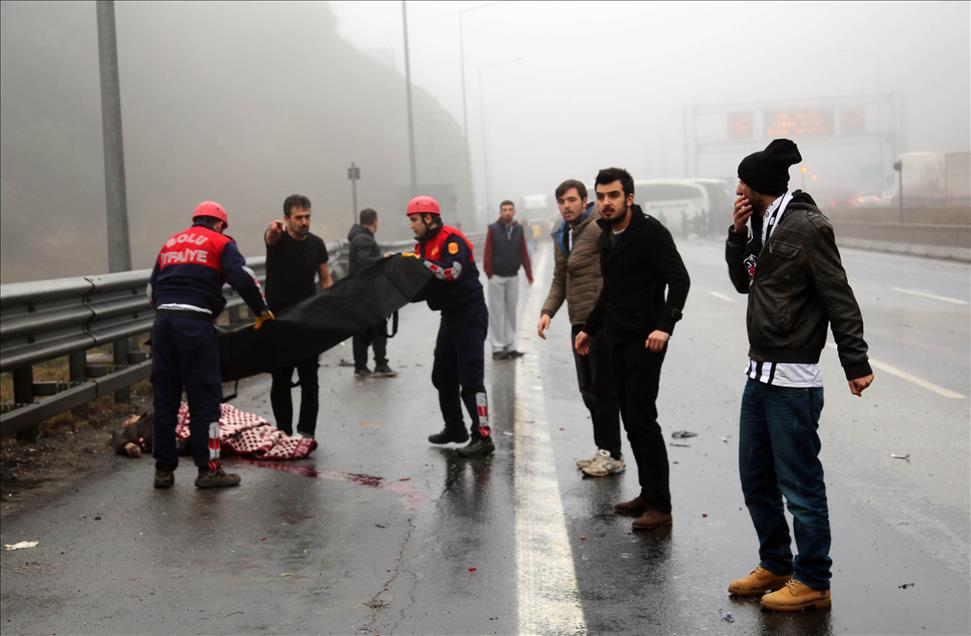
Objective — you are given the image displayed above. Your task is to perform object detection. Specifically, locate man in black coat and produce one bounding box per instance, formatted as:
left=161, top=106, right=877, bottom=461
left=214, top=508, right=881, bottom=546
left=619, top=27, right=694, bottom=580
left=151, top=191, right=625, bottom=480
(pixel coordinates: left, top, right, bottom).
left=724, top=139, right=873, bottom=612
left=348, top=208, right=396, bottom=378
left=575, top=167, right=691, bottom=530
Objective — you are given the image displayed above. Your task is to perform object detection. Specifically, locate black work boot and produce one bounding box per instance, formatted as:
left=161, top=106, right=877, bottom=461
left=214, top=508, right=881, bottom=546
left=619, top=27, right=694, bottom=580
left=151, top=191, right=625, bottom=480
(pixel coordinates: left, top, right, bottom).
left=427, top=427, right=469, bottom=445
left=456, top=436, right=495, bottom=458
left=154, top=467, right=175, bottom=489
left=195, top=467, right=241, bottom=489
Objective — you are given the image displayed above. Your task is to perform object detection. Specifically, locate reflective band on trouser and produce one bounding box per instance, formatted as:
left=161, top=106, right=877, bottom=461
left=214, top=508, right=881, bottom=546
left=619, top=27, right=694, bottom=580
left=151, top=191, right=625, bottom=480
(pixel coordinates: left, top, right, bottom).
left=208, top=421, right=221, bottom=472
left=476, top=392, right=491, bottom=438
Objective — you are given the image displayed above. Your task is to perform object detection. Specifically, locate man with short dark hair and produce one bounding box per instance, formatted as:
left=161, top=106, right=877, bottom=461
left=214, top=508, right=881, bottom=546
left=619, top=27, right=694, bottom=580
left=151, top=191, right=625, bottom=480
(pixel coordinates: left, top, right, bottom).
left=264, top=194, right=332, bottom=439
left=575, top=167, right=690, bottom=530
left=484, top=199, right=533, bottom=360
left=539, top=179, right=623, bottom=477
left=149, top=201, right=273, bottom=489
left=348, top=208, right=395, bottom=378
left=725, top=139, right=874, bottom=611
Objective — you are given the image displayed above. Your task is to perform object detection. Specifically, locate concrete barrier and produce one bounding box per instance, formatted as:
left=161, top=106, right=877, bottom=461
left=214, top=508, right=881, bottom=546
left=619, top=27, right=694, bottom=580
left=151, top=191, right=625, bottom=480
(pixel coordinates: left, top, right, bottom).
left=832, top=221, right=971, bottom=262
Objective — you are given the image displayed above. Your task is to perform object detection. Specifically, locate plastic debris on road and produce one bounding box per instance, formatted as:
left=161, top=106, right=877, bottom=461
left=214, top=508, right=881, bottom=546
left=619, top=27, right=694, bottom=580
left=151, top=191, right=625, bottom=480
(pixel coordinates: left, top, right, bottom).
left=4, top=541, right=38, bottom=551
left=671, top=430, right=697, bottom=439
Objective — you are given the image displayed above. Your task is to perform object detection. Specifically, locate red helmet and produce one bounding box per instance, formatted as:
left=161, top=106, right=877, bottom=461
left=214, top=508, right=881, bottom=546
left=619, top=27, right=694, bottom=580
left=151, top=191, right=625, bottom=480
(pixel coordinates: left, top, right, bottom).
left=406, top=195, right=441, bottom=216
left=193, top=200, right=229, bottom=227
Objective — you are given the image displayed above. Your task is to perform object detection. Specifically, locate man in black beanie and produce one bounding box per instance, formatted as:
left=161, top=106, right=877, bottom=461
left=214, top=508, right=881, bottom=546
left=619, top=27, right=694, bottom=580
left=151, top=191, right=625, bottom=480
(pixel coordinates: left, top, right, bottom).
left=724, top=139, right=875, bottom=611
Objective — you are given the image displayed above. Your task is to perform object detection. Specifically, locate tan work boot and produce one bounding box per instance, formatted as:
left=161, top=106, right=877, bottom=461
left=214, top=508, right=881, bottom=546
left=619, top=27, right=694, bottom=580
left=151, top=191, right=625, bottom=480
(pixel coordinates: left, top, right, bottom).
left=632, top=509, right=673, bottom=530
left=613, top=496, right=649, bottom=516
left=760, top=579, right=831, bottom=611
left=728, top=566, right=791, bottom=596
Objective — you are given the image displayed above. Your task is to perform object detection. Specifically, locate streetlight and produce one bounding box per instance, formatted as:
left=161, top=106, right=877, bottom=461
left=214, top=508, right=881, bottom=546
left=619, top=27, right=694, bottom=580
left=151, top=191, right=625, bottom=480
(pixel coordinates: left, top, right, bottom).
left=478, top=57, right=523, bottom=215
left=459, top=2, right=508, bottom=148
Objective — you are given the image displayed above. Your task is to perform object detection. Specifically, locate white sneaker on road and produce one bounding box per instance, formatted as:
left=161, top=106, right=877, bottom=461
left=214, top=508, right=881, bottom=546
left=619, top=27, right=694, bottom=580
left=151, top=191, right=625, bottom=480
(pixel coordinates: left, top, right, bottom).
left=581, top=449, right=625, bottom=477
left=576, top=449, right=600, bottom=470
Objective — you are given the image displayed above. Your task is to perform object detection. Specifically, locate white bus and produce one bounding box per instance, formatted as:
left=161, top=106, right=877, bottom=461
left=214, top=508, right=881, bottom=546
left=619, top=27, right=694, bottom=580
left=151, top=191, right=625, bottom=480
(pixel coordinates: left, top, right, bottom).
left=633, top=179, right=711, bottom=235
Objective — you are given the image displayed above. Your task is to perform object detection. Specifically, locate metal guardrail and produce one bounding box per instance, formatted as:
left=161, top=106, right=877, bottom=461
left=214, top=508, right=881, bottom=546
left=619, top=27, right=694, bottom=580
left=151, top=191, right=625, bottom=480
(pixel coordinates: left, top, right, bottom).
left=0, top=233, right=482, bottom=437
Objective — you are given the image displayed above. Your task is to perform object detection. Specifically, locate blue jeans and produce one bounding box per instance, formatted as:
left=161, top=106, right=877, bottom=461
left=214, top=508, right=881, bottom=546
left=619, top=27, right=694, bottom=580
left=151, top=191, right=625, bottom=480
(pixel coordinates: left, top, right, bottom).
left=739, top=378, right=831, bottom=590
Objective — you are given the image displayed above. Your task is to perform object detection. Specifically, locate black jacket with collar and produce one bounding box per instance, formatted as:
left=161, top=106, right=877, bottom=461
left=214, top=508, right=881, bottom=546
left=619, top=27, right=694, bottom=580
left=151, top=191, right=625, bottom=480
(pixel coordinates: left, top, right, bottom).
left=583, top=205, right=690, bottom=341
left=725, top=190, right=872, bottom=380
left=347, top=224, right=381, bottom=276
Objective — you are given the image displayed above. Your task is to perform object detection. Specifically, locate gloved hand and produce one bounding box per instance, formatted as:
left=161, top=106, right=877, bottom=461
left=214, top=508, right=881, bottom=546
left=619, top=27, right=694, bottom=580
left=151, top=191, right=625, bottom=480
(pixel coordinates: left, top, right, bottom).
left=254, top=310, right=275, bottom=331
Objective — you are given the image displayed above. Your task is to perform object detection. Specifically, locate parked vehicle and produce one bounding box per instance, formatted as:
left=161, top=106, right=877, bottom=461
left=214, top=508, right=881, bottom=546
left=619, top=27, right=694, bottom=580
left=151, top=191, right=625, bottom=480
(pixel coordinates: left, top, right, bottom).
left=634, top=179, right=711, bottom=236
left=889, top=151, right=971, bottom=207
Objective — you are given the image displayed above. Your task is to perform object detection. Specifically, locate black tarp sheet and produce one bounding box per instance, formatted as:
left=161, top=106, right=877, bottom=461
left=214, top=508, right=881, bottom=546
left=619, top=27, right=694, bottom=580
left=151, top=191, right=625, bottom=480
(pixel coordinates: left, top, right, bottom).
left=219, top=254, right=431, bottom=381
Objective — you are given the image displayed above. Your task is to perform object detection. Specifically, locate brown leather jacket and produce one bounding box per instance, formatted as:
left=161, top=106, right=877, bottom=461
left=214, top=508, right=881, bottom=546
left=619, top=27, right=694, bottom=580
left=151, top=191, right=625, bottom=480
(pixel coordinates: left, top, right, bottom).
left=541, top=205, right=604, bottom=326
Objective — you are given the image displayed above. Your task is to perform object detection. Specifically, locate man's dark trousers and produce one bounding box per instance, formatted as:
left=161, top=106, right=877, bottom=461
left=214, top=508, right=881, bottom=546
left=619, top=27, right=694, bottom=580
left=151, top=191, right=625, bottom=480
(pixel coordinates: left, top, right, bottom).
left=353, top=324, right=388, bottom=370
left=571, top=324, right=621, bottom=458
left=431, top=301, right=488, bottom=437
left=151, top=314, right=222, bottom=470
left=739, top=378, right=831, bottom=590
left=270, top=356, right=320, bottom=436
left=611, top=338, right=670, bottom=511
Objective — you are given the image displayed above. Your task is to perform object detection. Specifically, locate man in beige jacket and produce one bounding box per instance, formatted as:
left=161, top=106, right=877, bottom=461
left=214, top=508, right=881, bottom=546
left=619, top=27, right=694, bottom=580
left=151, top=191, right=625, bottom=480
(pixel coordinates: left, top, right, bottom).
left=538, top=179, right=623, bottom=477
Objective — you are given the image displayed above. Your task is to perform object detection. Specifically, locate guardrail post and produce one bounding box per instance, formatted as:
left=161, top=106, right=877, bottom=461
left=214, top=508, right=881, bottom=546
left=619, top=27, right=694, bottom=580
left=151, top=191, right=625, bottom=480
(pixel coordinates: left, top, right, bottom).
left=12, top=366, right=39, bottom=440
left=69, top=350, right=86, bottom=384
left=113, top=339, right=130, bottom=402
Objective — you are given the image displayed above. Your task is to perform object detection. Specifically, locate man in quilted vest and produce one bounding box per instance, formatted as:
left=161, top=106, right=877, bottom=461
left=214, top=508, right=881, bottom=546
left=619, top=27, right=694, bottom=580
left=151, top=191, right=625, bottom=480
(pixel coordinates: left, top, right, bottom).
left=538, top=179, right=622, bottom=478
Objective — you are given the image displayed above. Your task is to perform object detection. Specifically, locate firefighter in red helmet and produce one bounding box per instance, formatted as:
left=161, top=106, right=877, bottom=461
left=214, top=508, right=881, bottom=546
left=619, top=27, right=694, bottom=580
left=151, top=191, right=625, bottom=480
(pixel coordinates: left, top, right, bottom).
left=407, top=195, right=494, bottom=457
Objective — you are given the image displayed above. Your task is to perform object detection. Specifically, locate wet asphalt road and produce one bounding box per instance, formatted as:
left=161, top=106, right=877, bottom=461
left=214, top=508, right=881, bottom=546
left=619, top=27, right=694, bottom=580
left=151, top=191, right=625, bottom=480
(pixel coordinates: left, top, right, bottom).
left=1, top=239, right=969, bottom=635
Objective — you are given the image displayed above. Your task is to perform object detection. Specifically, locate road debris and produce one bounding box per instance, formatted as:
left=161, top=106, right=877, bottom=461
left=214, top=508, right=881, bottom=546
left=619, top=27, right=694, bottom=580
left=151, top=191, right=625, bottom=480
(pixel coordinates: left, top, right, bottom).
left=4, top=541, right=38, bottom=551
left=670, top=443, right=691, bottom=448
left=898, top=582, right=916, bottom=589
left=671, top=430, right=697, bottom=439
left=720, top=611, right=735, bottom=623
left=891, top=454, right=910, bottom=460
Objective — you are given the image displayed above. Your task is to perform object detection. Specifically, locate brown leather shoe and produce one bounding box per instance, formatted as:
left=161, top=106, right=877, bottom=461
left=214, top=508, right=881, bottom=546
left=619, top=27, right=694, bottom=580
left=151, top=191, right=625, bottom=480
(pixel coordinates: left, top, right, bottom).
left=614, top=496, right=649, bottom=516
left=631, top=509, right=673, bottom=530
left=760, top=579, right=831, bottom=611
left=728, top=566, right=791, bottom=596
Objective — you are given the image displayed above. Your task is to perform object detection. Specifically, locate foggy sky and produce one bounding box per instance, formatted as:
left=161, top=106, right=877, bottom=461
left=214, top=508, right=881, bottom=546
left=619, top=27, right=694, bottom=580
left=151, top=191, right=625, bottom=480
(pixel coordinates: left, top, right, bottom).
left=2, top=1, right=969, bottom=283
left=336, top=1, right=969, bottom=204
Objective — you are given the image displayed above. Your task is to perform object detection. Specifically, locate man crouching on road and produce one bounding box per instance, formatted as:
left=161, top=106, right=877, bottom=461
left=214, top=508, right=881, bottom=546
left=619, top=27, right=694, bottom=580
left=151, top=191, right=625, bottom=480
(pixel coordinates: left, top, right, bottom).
left=725, top=139, right=874, bottom=611
left=574, top=168, right=690, bottom=530
left=408, top=195, right=495, bottom=457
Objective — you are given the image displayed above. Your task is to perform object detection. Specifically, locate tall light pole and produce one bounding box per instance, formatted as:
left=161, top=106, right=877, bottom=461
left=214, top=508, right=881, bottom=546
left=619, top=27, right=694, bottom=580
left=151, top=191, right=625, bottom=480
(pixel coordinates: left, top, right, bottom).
left=402, top=1, right=417, bottom=197
left=459, top=2, right=507, bottom=147
left=478, top=57, right=523, bottom=215
left=96, top=0, right=132, bottom=402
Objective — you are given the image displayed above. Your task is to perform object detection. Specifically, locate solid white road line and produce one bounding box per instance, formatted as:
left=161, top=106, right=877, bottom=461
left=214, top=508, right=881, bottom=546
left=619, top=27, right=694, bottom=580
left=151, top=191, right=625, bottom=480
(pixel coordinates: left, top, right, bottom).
left=827, top=343, right=966, bottom=399
left=891, top=287, right=969, bottom=306
left=708, top=290, right=738, bottom=304
left=514, top=244, right=586, bottom=635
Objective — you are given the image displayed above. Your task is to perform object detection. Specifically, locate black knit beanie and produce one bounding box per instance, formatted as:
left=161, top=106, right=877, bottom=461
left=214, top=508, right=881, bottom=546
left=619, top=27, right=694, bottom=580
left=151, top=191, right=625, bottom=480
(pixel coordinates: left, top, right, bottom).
left=737, top=139, right=803, bottom=196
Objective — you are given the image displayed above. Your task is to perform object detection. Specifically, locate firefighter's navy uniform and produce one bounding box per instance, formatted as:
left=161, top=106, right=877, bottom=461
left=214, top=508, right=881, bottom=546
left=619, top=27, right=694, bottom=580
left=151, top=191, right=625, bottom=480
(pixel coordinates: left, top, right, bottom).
left=149, top=205, right=269, bottom=475
left=414, top=219, right=492, bottom=447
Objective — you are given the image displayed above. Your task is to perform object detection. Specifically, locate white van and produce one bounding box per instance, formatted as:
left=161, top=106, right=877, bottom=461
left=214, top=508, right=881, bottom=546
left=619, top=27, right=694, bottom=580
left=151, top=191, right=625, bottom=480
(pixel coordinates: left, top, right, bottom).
left=633, top=179, right=711, bottom=234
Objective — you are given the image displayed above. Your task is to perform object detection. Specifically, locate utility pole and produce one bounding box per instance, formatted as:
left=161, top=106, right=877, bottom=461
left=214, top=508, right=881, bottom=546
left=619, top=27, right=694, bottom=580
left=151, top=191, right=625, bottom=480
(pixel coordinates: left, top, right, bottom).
left=96, top=0, right=131, bottom=274
left=96, top=0, right=131, bottom=402
left=401, top=1, right=417, bottom=197
left=348, top=162, right=361, bottom=224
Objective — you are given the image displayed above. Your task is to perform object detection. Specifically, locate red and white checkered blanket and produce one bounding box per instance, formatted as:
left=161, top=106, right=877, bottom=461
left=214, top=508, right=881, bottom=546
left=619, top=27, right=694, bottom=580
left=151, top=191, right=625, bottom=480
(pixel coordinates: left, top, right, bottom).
left=175, top=403, right=317, bottom=460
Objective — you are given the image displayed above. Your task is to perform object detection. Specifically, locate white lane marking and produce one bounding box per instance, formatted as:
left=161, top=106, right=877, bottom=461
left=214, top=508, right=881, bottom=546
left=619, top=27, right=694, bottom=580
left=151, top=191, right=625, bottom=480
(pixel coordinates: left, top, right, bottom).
left=709, top=290, right=738, bottom=304
left=891, top=287, right=968, bottom=306
left=514, top=244, right=586, bottom=635
left=827, top=343, right=966, bottom=399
